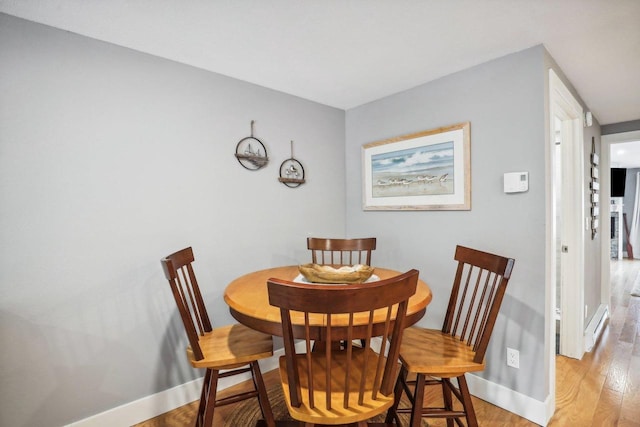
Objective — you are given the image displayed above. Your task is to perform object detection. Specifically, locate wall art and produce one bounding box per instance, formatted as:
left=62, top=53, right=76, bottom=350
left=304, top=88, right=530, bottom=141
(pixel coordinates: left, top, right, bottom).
left=362, top=122, right=470, bottom=210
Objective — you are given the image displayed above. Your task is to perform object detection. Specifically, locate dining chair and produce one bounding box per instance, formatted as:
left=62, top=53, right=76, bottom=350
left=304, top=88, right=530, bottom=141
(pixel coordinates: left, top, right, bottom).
left=267, top=269, right=419, bottom=426
left=307, top=237, right=378, bottom=350
left=386, top=245, right=515, bottom=427
left=307, top=237, right=377, bottom=266
left=161, top=247, right=275, bottom=427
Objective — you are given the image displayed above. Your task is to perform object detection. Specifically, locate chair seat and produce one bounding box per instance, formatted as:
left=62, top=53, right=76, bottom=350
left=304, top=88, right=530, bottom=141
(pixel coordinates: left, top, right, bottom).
left=187, top=323, right=273, bottom=369
left=399, top=327, right=485, bottom=377
left=278, top=348, right=395, bottom=425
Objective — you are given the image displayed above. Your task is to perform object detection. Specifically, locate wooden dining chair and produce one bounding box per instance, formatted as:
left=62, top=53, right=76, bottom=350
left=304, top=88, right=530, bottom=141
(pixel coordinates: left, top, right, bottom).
left=386, top=245, right=515, bottom=427
left=161, top=247, right=275, bottom=427
left=307, top=237, right=378, bottom=350
left=267, top=269, right=419, bottom=426
left=307, top=237, right=377, bottom=266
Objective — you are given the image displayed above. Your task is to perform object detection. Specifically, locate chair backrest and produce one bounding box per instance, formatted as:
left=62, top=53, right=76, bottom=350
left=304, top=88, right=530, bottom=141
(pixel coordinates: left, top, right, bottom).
left=161, top=247, right=212, bottom=361
left=443, top=245, right=515, bottom=363
left=267, top=269, right=418, bottom=411
left=307, top=237, right=377, bottom=266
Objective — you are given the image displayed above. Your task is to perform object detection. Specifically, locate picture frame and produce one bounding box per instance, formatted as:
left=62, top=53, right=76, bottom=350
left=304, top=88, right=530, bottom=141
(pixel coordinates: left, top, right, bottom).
left=362, top=122, right=470, bottom=210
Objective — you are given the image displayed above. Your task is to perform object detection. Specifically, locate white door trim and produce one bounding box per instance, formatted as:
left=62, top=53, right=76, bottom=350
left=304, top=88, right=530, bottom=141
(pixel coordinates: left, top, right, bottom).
left=545, top=69, right=585, bottom=423
left=549, top=70, right=585, bottom=359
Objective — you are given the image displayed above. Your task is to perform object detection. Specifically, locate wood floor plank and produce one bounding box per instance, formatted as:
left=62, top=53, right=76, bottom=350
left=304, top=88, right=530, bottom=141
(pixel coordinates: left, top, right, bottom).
left=603, top=341, right=633, bottom=393
left=620, top=354, right=640, bottom=422
left=591, top=387, right=623, bottom=427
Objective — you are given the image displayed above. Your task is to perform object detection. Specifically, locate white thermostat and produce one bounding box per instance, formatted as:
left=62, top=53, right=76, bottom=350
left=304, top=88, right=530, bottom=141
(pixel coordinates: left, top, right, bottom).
left=504, top=172, right=529, bottom=193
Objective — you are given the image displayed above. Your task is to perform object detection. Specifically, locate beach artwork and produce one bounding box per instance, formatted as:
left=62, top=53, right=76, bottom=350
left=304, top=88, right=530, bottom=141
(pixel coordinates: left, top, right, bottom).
left=371, top=141, right=454, bottom=198
left=362, top=122, right=470, bottom=210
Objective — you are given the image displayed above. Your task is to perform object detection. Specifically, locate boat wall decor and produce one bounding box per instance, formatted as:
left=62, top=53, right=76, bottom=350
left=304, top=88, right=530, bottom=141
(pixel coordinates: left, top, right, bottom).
left=278, top=140, right=305, bottom=188
left=234, top=120, right=269, bottom=170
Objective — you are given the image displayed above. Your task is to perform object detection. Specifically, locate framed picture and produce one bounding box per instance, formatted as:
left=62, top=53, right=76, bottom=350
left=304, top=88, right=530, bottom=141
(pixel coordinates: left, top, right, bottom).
left=362, top=122, right=470, bottom=210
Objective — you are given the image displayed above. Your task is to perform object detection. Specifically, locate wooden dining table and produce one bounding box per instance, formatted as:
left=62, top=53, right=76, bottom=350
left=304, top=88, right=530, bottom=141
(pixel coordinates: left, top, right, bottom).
left=224, top=265, right=432, bottom=338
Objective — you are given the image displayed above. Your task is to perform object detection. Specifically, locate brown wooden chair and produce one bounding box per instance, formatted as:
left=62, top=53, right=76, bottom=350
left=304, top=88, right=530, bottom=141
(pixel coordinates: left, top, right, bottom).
left=307, top=237, right=378, bottom=350
left=267, top=269, right=419, bottom=426
left=386, top=245, right=515, bottom=427
left=161, top=247, right=275, bottom=427
left=307, top=237, right=377, bottom=266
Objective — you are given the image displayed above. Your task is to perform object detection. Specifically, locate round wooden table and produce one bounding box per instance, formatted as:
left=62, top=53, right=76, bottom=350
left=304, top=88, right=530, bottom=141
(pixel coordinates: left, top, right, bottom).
left=224, top=265, right=432, bottom=337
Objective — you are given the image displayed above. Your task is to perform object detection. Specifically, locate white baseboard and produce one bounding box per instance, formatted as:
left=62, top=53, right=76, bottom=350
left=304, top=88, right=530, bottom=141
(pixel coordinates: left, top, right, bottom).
left=69, top=342, right=552, bottom=427
left=66, top=347, right=286, bottom=427
left=466, top=373, right=551, bottom=426
left=584, top=304, right=609, bottom=352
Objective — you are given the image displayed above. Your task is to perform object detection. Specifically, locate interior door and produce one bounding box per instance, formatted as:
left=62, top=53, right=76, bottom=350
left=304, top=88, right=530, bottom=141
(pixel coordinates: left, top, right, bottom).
left=553, top=118, right=563, bottom=354
left=554, top=111, right=583, bottom=359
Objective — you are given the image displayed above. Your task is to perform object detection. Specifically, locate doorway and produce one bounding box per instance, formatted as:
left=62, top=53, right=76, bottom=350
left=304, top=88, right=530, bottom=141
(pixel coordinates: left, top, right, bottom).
left=553, top=117, right=562, bottom=354
left=548, top=70, right=585, bottom=361
left=546, top=69, right=586, bottom=422
left=601, top=130, right=640, bottom=309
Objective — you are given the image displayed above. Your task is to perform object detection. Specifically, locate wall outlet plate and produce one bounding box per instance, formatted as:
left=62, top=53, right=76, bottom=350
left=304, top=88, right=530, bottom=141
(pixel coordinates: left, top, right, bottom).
left=507, top=347, right=520, bottom=369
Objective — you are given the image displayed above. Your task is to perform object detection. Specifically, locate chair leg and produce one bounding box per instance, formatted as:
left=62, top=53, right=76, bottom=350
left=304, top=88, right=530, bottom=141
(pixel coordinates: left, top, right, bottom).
left=251, top=361, right=275, bottom=427
left=409, top=373, right=425, bottom=427
left=442, top=379, right=454, bottom=427
left=386, top=371, right=476, bottom=427
left=197, top=368, right=219, bottom=427
left=195, top=369, right=207, bottom=427
left=385, top=365, right=405, bottom=425
left=457, top=375, right=478, bottom=427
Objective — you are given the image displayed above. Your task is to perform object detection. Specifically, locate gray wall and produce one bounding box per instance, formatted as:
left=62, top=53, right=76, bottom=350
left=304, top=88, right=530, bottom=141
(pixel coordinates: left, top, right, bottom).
left=0, top=14, right=345, bottom=427
left=345, top=46, right=548, bottom=400
left=602, top=119, right=640, bottom=135
left=583, top=123, right=603, bottom=329
left=345, top=45, right=602, bottom=403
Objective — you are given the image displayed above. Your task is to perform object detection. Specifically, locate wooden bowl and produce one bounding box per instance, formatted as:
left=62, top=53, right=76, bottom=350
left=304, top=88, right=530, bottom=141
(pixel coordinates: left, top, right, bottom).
left=298, top=263, right=375, bottom=284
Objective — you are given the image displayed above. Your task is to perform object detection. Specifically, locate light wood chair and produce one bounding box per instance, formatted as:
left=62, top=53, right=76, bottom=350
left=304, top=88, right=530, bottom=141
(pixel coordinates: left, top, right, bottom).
left=267, top=269, right=419, bottom=427
left=161, top=247, right=275, bottom=427
left=307, top=237, right=377, bottom=266
left=386, top=245, right=515, bottom=427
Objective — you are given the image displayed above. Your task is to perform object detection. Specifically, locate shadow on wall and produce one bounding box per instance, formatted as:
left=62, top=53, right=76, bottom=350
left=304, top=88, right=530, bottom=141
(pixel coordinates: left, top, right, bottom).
left=0, top=309, right=140, bottom=426
left=154, top=299, right=202, bottom=396
left=0, top=264, right=203, bottom=427
left=0, top=310, right=60, bottom=426
left=482, top=292, right=545, bottom=394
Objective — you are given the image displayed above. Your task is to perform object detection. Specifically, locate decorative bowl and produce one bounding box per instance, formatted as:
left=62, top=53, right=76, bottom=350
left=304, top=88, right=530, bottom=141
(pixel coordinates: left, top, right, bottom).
left=298, top=263, right=375, bottom=284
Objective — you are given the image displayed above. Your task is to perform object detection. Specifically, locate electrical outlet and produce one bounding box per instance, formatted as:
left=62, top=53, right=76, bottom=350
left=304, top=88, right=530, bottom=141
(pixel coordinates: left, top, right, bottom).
left=507, top=348, right=520, bottom=369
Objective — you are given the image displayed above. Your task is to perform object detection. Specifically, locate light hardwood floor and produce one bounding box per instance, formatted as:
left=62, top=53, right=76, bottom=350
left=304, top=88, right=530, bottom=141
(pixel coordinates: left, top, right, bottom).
left=136, top=259, right=640, bottom=426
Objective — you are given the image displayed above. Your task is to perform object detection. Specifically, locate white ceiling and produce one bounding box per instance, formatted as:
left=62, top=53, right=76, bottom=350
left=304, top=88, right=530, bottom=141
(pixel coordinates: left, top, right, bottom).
left=1, top=0, right=639, bottom=125
left=611, top=141, right=640, bottom=168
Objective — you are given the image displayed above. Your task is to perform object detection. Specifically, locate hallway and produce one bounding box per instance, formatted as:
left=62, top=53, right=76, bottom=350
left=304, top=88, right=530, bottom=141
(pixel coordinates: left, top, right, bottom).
left=549, top=259, right=640, bottom=426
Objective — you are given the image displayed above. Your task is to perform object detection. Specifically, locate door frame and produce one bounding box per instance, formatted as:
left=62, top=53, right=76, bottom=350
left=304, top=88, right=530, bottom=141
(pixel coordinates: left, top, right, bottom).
left=546, top=69, right=585, bottom=419
left=601, top=130, right=640, bottom=308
